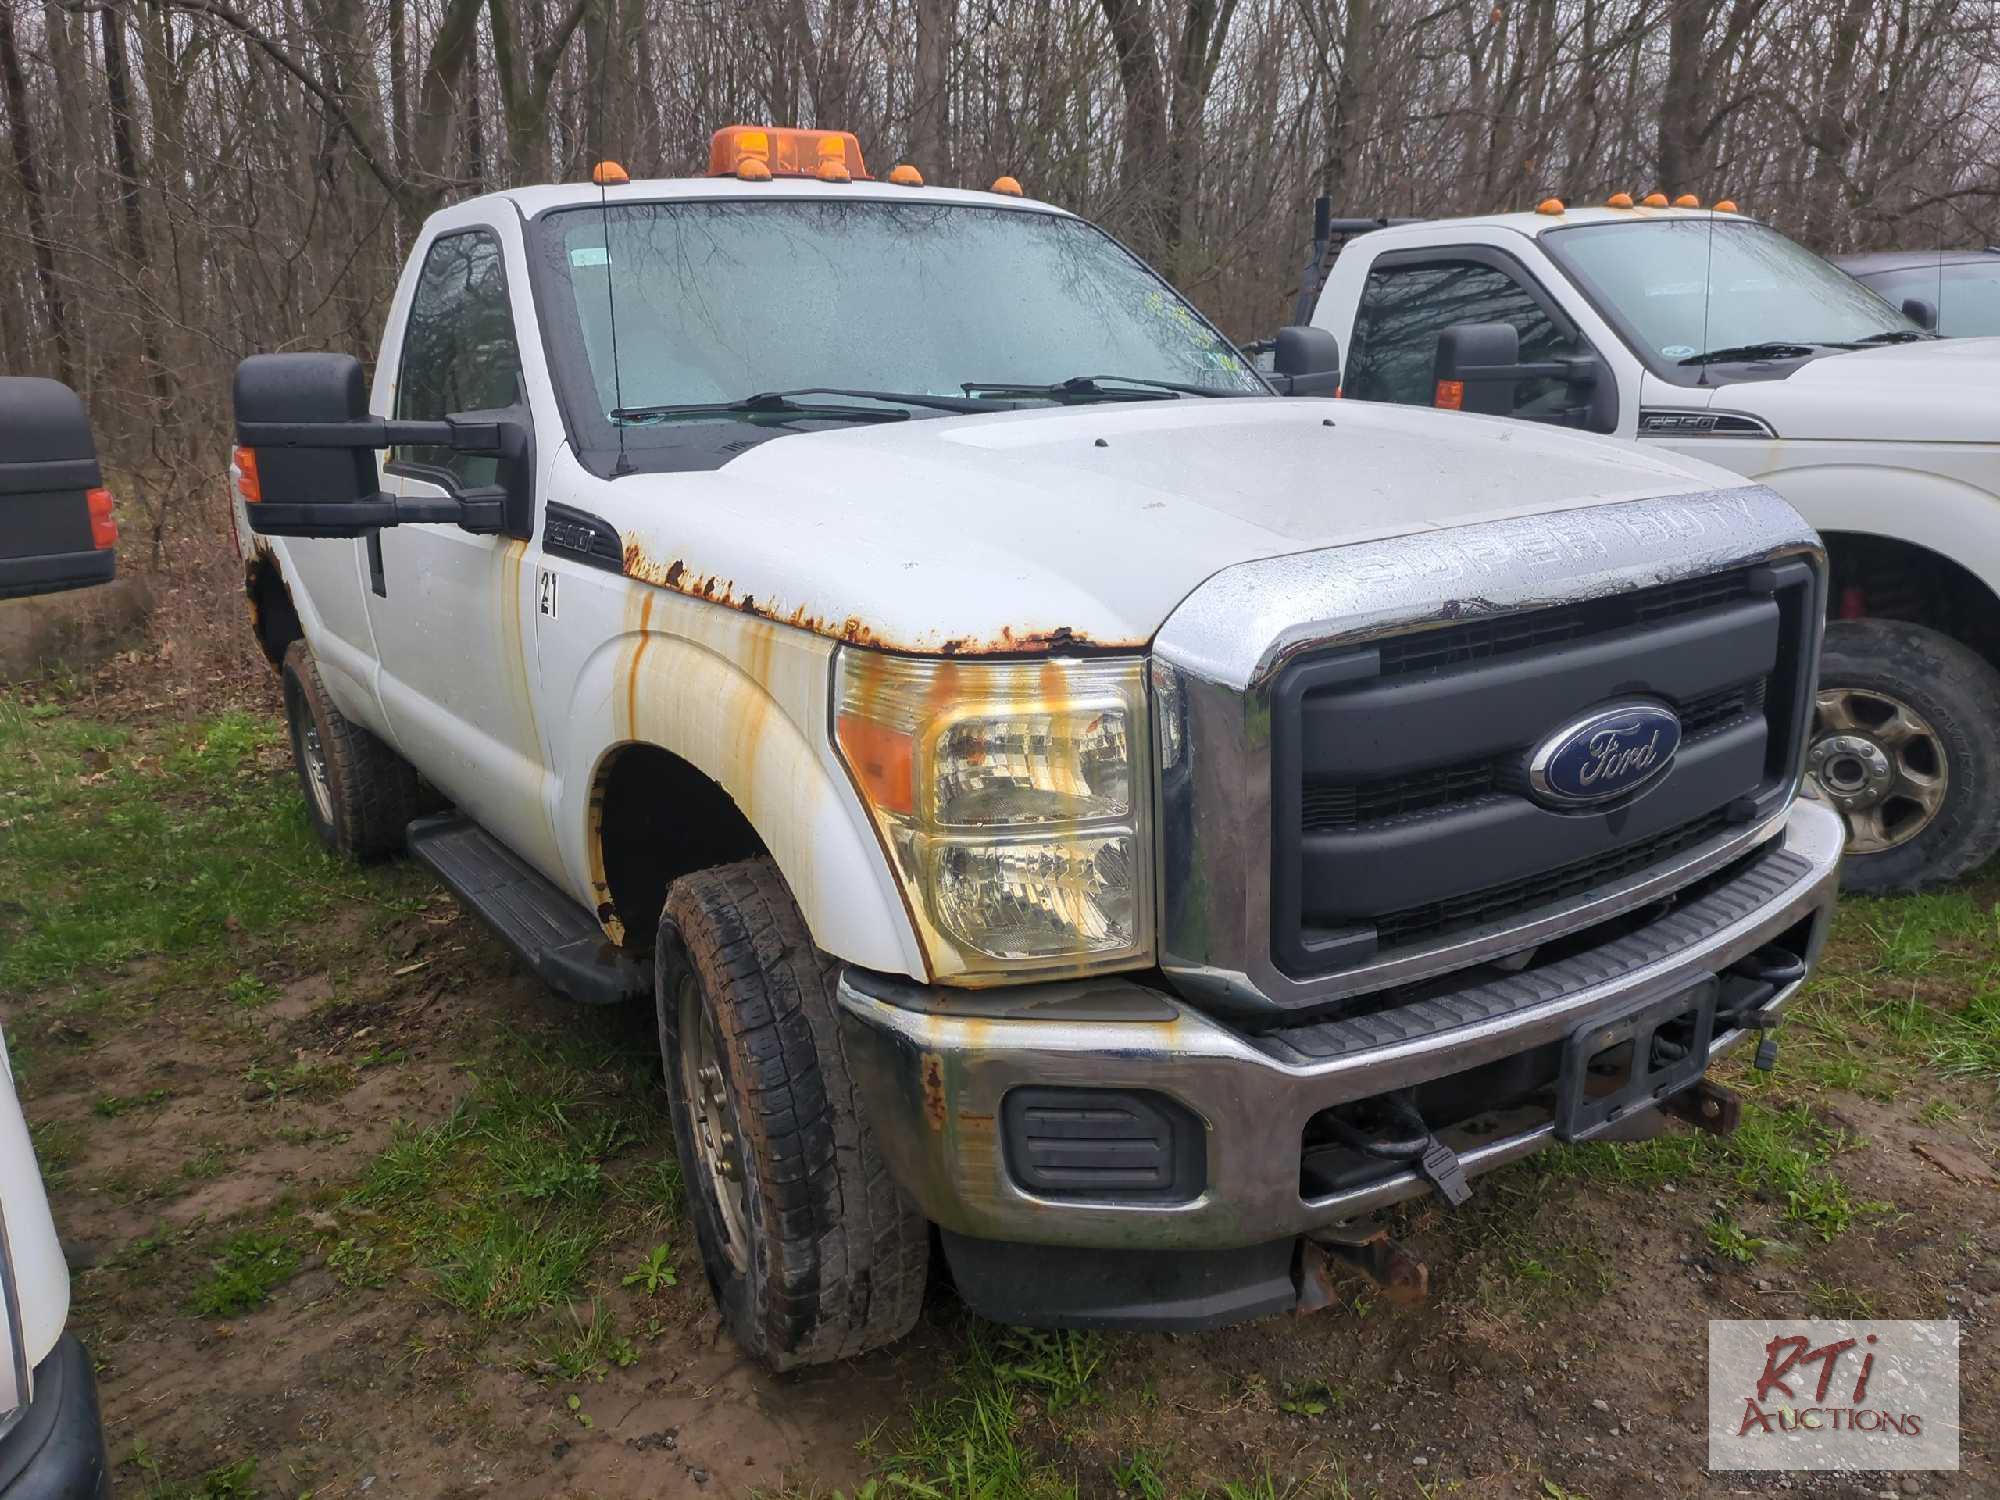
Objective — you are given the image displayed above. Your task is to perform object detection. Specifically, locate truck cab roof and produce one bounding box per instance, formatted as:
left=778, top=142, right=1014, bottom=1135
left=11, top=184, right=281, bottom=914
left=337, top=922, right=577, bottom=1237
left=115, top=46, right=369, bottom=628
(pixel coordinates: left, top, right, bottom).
left=1342, top=203, right=1747, bottom=245
left=450, top=173, right=1075, bottom=226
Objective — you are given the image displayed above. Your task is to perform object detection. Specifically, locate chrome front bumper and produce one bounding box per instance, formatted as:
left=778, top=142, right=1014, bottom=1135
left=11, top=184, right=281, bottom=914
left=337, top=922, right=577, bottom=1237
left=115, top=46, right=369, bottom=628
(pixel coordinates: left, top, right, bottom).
left=837, top=797, right=1843, bottom=1252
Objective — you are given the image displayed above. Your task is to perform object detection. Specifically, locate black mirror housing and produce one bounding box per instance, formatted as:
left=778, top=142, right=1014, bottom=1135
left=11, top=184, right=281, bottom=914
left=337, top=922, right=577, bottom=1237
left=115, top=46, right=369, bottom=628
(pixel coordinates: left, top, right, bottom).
left=1269, top=326, right=1341, bottom=396
left=1900, top=297, right=1939, bottom=332
left=235, top=353, right=382, bottom=517
left=0, top=376, right=117, bottom=599
left=1433, top=323, right=1522, bottom=415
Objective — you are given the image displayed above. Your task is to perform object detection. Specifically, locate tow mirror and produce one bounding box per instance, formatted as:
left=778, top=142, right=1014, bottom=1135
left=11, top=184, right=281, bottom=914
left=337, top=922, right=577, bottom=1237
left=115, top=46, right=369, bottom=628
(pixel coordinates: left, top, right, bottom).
left=0, top=376, right=117, bottom=599
left=1433, top=321, right=1615, bottom=433
left=1268, top=326, right=1341, bottom=396
left=1900, top=296, right=1938, bottom=332
left=233, top=353, right=532, bottom=540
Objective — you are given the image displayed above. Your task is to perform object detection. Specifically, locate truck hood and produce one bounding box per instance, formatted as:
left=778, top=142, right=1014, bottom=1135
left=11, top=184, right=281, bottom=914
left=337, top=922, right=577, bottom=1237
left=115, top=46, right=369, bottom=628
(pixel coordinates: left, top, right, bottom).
left=1716, top=336, right=2000, bottom=443
left=611, top=398, right=1755, bottom=654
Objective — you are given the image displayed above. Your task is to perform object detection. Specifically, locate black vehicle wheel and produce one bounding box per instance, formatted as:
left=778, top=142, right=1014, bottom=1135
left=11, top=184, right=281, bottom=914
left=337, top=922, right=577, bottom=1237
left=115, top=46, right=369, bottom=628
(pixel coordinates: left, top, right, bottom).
left=655, top=858, right=928, bottom=1370
left=280, top=639, right=422, bottom=859
left=1810, top=620, right=2000, bottom=892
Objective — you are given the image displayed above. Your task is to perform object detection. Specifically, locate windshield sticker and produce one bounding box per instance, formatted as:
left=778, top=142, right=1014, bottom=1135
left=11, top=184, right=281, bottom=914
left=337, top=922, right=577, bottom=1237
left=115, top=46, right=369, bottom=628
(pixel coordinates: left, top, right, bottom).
left=570, top=246, right=610, bottom=268
left=1662, top=344, right=1697, bottom=359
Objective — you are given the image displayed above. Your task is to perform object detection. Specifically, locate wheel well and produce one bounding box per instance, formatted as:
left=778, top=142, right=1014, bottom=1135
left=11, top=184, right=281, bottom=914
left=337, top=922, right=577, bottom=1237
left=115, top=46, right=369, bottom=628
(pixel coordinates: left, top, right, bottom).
left=245, top=549, right=304, bottom=669
left=592, top=743, right=766, bottom=953
left=1821, top=532, right=2000, bottom=669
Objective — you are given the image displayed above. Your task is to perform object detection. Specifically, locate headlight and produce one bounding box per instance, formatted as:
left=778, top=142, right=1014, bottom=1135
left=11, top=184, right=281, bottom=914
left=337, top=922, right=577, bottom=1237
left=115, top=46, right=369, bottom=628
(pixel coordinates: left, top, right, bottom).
left=834, top=649, right=1153, bottom=982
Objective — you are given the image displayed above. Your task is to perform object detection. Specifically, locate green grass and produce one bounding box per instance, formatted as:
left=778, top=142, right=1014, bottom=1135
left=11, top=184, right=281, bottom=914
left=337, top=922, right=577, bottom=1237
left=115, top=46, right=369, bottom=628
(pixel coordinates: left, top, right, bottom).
left=340, top=1035, right=670, bottom=1322
left=0, top=700, right=423, bottom=994
left=873, top=1326, right=1104, bottom=1499
left=189, top=1230, right=300, bottom=1317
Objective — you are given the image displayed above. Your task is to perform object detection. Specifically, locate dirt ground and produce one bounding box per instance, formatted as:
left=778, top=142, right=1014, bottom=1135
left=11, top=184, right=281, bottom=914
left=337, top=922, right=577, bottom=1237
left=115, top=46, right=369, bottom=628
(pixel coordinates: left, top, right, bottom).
left=4, top=623, right=1996, bottom=1499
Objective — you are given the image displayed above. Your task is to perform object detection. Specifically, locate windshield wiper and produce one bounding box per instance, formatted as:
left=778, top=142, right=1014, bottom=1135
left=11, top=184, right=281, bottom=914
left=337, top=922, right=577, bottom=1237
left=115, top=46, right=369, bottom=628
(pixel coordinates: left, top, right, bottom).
left=960, top=374, right=1243, bottom=402
left=611, top=391, right=914, bottom=426
left=753, top=386, right=999, bottom=413
left=1677, top=342, right=1820, bottom=367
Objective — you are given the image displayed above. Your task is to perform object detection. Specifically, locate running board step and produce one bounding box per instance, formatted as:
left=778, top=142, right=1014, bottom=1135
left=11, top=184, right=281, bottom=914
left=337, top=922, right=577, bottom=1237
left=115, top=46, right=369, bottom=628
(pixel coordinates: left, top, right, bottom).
left=407, top=813, right=649, bottom=1006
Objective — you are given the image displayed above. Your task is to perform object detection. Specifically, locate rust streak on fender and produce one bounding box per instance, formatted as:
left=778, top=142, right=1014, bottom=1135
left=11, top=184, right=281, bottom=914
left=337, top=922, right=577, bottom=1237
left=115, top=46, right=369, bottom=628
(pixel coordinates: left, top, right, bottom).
left=619, top=540, right=1143, bottom=657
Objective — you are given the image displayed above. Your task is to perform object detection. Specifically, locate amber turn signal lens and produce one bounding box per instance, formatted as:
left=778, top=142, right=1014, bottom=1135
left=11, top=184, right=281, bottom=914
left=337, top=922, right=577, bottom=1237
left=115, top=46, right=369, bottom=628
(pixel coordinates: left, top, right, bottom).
left=835, top=713, right=915, bottom=815
left=233, top=446, right=261, bottom=504
left=1434, top=379, right=1465, bottom=411
left=86, top=486, right=118, bottom=550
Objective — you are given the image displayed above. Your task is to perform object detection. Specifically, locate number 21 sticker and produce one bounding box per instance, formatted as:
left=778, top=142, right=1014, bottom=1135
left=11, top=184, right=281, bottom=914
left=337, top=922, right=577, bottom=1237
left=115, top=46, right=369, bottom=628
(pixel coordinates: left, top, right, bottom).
left=536, top=568, right=558, bottom=621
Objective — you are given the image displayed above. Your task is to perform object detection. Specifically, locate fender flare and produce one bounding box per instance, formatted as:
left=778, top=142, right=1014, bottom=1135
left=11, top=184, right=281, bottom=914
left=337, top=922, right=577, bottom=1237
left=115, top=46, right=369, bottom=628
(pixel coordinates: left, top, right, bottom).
left=555, top=623, right=924, bottom=977
left=1757, top=462, right=2000, bottom=606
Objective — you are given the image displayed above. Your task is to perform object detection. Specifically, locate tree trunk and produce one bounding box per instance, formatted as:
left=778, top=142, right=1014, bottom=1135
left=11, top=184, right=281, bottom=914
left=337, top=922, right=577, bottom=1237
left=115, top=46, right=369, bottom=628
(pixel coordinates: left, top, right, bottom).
left=1097, top=0, right=1168, bottom=260
left=1657, top=0, right=1708, bottom=193
left=911, top=0, right=949, bottom=175
left=0, top=0, right=73, bottom=383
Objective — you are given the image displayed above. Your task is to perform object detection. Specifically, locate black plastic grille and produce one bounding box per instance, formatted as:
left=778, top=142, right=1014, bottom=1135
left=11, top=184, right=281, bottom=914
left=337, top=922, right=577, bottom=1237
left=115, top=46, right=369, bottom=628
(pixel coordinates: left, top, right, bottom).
left=1300, top=679, right=1768, bottom=833
left=1370, top=810, right=1732, bottom=952
left=1270, top=559, right=1820, bottom=982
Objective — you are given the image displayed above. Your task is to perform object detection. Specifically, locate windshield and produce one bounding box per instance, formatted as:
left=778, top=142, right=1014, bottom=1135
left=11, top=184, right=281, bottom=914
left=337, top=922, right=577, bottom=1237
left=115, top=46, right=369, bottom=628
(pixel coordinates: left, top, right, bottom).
left=1543, top=218, right=1916, bottom=372
left=533, top=198, right=1260, bottom=464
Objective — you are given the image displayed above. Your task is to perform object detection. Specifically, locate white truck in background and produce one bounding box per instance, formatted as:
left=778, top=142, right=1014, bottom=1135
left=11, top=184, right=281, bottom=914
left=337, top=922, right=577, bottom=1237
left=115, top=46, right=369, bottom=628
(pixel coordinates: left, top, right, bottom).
left=1304, top=201, right=2000, bottom=892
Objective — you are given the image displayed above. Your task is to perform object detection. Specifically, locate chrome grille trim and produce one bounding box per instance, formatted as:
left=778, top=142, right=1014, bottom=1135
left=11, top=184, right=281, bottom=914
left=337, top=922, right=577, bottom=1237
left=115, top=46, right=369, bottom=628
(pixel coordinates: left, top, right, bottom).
left=1150, top=485, right=1826, bottom=1017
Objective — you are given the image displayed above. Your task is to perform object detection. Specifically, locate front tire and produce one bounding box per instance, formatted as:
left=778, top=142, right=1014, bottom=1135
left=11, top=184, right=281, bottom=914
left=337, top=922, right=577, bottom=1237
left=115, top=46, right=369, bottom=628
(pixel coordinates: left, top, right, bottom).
left=1810, top=619, right=2000, bottom=892
left=280, top=639, right=422, bottom=859
left=655, top=858, right=928, bottom=1370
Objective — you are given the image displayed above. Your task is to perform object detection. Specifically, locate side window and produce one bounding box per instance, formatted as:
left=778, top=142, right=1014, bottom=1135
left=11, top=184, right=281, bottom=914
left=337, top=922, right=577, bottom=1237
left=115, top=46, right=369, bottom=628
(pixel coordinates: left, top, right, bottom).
left=394, top=230, right=524, bottom=486
left=1346, top=258, right=1585, bottom=418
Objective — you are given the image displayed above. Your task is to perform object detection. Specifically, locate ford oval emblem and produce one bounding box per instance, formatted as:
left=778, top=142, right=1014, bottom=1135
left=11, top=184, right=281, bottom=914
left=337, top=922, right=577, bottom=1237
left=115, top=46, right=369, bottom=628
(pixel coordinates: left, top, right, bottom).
left=1528, top=702, right=1681, bottom=808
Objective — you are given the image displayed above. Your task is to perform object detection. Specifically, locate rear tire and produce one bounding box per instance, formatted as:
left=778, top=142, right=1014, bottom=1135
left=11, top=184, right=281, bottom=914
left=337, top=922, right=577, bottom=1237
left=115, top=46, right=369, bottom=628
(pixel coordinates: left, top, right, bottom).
left=1810, top=619, right=2000, bottom=892
left=655, top=858, right=928, bottom=1370
left=280, top=639, right=422, bottom=860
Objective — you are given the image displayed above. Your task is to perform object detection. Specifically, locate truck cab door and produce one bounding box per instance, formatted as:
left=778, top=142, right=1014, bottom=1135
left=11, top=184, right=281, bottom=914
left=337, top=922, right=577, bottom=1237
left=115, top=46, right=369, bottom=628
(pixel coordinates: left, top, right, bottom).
left=1339, top=247, right=1625, bottom=435
left=363, top=225, right=563, bottom=873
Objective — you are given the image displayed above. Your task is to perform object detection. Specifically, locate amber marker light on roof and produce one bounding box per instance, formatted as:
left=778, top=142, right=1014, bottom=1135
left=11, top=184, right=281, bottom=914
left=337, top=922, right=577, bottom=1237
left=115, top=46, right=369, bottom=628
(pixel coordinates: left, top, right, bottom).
left=815, top=138, right=852, bottom=182
left=888, top=163, right=924, bottom=186
left=991, top=175, right=1024, bottom=196
left=1675, top=193, right=1701, bottom=208
left=1607, top=192, right=1634, bottom=208
left=1642, top=192, right=1670, bottom=207
left=591, top=161, right=629, bottom=186
left=1713, top=199, right=1739, bottom=213
left=1536, top=198, right=1564, bottom=215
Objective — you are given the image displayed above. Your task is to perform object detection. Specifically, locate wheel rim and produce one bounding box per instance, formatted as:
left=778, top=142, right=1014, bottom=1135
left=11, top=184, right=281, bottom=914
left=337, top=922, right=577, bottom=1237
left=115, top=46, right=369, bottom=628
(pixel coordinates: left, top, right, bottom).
left=300, top=717, right=334, bottom=823
left=1808, top=686, right=1948, bottom=855
left=678, top=976, right=751, bottom=1275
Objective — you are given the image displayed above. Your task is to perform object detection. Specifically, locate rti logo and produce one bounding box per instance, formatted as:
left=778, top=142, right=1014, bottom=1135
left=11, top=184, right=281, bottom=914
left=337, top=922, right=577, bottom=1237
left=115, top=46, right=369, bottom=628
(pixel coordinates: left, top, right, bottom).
left=1736, top=1328, right=1914, bottom=1437
left=1708, top=1319, right=1958, bottom=1471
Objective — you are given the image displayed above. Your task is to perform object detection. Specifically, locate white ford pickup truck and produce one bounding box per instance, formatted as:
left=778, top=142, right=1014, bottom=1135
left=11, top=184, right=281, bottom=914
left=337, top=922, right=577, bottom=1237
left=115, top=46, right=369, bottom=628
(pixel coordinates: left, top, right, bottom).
left=1304, top=201, right=2000, bottom=892
left=229, top=128, right=1842, bottom=1369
